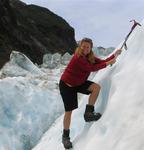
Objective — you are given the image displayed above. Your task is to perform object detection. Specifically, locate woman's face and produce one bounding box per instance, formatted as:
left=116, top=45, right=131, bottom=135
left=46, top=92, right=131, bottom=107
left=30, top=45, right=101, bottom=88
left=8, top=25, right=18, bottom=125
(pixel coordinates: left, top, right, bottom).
left=80, top=42, right=91, bottom=56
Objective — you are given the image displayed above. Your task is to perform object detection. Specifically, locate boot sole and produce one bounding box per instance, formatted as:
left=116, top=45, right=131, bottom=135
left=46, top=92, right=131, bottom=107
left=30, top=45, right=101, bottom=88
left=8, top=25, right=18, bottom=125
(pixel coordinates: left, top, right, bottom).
left=84, top=114, right=102, bottom=122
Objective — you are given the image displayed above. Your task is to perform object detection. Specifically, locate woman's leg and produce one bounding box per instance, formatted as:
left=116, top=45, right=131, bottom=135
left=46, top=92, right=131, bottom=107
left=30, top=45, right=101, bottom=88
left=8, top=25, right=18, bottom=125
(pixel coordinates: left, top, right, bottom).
left=63, top=111, right=72, bottom=130
left=88, top=83, right=101, bottom=105
left=84, top=83, right=101, bottom=122
left=59, top=80, right=76, bottom=148
left=62, top=111, right=73, bottom=149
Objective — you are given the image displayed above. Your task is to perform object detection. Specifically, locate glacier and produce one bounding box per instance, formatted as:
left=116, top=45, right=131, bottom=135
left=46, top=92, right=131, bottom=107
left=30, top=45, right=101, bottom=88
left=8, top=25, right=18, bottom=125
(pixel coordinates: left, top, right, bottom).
left=0, top=21, right=144, bottom=150
left=0, top=51, right=65, bottom=150
left=33, top=21, right=144, bottom=150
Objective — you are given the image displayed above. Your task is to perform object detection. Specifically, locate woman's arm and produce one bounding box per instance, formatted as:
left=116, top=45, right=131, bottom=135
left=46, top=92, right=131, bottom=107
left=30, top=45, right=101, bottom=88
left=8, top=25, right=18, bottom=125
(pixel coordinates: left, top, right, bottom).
left=76, top=57, right=107, bottom=72
left=95, top=54, right=115, bottom=63
left=95, top=49, right=122, bottom=63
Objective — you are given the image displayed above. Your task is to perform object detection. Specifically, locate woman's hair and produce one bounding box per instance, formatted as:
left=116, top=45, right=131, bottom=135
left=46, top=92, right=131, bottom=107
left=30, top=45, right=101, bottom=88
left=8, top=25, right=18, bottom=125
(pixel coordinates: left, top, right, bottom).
left=75, top=38, right=95, bottom=64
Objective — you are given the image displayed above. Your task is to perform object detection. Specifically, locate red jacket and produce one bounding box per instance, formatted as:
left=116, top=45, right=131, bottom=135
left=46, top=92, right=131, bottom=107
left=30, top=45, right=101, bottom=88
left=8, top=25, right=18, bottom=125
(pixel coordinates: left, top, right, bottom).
left=61, top=53, right=115, bottom=86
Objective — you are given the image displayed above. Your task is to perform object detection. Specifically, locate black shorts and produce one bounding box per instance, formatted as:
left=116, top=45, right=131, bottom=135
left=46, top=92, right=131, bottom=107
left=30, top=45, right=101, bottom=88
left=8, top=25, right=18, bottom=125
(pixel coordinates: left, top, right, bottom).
left=59, top=80, right=94, bottom=112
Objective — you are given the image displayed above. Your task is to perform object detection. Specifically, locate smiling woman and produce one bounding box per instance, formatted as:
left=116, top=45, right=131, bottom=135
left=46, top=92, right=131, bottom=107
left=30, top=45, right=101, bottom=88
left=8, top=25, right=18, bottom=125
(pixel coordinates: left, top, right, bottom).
left=59, top=37, right=121, bottom=149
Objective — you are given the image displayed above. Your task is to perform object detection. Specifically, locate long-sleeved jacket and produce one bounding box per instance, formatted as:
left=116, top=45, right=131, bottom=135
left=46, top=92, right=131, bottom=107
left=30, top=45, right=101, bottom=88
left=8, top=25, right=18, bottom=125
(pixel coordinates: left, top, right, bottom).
left=60, top=53, right=114, bottom=86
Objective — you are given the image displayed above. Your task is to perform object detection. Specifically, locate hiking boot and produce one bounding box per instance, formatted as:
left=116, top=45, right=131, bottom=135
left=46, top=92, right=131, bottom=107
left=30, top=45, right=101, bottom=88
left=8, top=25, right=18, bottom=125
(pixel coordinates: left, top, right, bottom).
left=84, top=104, right=102, bottom=122
left=62, top=129, right=73, bottom=149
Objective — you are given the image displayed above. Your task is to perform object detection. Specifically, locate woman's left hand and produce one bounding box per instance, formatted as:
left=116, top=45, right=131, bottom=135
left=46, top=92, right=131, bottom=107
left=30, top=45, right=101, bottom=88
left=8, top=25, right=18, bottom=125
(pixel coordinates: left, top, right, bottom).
left=114, top=49, right=122, bottom=58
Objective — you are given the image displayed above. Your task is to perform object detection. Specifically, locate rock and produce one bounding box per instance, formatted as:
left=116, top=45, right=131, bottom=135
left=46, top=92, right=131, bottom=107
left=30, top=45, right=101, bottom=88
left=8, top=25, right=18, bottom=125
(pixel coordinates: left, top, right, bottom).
left=0, top=0, right=77, bottom=68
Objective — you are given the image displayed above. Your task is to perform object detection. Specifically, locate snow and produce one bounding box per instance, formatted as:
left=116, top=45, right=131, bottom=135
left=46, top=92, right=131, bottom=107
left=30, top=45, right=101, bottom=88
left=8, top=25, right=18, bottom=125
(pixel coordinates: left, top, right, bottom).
left=0, top=21, right=144, bottom=150
left=32, top=22, right=144, bottom=150
left=0, top=75, right=64, bottom=149
left=0, top=51, right=45, bottom=77
left=0, top=52, right=66, bottom=149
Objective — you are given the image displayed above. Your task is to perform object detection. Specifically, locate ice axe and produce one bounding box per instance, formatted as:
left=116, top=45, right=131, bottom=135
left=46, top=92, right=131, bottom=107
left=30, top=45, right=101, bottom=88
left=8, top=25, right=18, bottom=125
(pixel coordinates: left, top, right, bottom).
left=111, top=20, right=141, bottom=66
left=120, top=19, right=141, bottom=50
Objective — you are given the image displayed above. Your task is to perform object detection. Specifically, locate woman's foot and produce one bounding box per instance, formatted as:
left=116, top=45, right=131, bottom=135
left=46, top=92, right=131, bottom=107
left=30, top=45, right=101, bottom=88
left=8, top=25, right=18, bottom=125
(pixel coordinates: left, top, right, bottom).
left=62, top=129, right=73, bottom=149
left=84, top=104, right=102, bottom=122
left=62, top=136, right=73, bottom=149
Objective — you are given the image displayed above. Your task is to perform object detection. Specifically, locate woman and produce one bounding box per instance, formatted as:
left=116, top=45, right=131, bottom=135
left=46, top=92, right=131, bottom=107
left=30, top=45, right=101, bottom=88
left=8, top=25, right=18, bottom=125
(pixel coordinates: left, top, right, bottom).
left=59, top=38, right=121, bottom=149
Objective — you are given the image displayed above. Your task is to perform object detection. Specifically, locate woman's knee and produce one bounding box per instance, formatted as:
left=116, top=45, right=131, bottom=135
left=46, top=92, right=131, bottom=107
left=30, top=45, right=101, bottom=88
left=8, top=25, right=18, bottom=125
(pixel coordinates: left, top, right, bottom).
left=89, top=83, right=101, bottom=92
left=65, top=111, right=72, bottom=116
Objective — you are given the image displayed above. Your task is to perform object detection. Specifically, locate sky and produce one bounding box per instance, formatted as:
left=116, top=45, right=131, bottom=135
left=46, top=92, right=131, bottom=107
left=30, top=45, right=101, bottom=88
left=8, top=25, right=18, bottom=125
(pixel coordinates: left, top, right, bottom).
left=21, top=0, right=144, bottom=47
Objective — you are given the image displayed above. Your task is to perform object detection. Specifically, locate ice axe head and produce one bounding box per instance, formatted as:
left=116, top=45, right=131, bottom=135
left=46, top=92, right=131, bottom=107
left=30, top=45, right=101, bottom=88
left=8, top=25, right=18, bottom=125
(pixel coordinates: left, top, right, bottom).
left=130, top=19, right=141, bottom=28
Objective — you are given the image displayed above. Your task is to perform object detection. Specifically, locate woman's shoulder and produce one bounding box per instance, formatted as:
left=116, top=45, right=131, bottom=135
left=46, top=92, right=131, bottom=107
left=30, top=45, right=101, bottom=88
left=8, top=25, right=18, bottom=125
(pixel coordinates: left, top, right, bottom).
left=69, top=53, right=80, bottom=63
left=74, top=53, right=85, bottom=59
left=73, top=53, right=80, bottom=60
left=73, top=53, right=88, bottom=65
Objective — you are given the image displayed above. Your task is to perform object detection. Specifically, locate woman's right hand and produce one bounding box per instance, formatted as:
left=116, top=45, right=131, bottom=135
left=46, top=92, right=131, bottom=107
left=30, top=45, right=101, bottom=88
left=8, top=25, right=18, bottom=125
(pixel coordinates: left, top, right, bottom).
left=106, top=58, right=116, bottom=66
left=114, top=49, right=122, bottom=58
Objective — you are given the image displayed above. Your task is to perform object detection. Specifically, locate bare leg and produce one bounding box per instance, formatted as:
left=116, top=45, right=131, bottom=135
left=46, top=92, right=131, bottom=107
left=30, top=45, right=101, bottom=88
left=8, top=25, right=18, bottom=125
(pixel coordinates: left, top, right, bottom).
left=84, top=83, right=101, bottom=122
left=62, top=111, right=73, bottom=149
left=88, top=83, right=101, bottom=105
left=63, top=111, right=72, bottom=130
